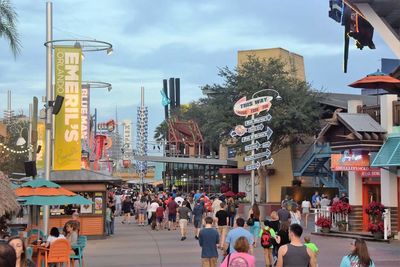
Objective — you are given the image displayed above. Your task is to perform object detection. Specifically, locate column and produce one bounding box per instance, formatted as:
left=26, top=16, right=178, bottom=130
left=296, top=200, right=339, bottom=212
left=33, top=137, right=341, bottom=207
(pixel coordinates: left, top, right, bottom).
left=380, top=94, right=397, bottom=134
left=347, top=100, right=362, bottom=114
left=348, top=172, right=362, bottom=206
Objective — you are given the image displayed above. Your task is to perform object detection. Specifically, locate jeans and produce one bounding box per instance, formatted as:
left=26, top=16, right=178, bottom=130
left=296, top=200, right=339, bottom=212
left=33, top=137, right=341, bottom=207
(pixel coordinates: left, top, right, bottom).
left=105, top=221, right=112, bottom=235
left=228, top=214, right=236, bottom=227
left=110, top=219, right=115, bottom=234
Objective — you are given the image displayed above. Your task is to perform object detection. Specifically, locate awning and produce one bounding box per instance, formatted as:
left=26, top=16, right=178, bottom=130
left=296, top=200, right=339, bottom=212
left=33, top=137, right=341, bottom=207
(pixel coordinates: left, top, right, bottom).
left=219, top=168, right=250, bottom=175
left=371, top=134, right=400, bottom=167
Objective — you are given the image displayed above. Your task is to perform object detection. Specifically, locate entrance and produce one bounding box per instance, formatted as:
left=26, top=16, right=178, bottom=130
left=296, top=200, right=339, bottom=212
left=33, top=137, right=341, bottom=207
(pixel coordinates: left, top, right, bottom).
left=362, top=179, right=381, bottom=231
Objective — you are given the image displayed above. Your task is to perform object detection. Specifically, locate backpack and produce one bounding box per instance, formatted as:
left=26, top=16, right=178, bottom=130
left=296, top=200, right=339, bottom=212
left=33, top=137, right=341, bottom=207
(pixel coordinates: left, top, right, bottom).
left=228, top=204, right=235, bottom=214
left=261, top=227, right=273, bottom=248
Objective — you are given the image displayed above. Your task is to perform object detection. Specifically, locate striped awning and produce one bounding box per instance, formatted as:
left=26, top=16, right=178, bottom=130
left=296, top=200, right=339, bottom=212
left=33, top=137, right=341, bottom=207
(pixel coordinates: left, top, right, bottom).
left=371, top=134, right=400, bottom=167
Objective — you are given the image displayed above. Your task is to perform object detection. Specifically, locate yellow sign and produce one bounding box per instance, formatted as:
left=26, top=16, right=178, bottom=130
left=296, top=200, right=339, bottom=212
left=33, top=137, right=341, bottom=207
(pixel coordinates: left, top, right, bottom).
left=54, top=46, right=82, bottom=170
left=36, top=122, right=45, bottom=169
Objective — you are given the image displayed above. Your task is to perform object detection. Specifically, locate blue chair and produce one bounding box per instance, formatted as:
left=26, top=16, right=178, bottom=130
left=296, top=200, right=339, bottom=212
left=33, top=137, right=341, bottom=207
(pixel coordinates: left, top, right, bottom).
left=70, top=236, right=87, bottom=267
left=27, top=229, right=45, bottom=238
left=25, top=246, right=33, bottom=261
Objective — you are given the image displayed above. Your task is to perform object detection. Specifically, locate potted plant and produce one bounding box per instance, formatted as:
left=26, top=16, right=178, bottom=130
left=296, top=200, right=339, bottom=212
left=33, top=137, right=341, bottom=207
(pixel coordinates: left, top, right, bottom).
left=368, top=221, right=384, bottom=239
left=331, top=200, right=352, bottom=231
left=336, top=220, right=348, bottom=232
left=365, top=201, right=386, bottom=239
left=235, top=192, right=247, bottom=200
left=316, top=216, right=332, bottom=233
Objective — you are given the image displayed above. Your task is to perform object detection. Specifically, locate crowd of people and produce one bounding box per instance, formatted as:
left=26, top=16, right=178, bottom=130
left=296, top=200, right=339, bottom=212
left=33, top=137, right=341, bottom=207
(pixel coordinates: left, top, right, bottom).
left=103, top=188, right=375, bottom=267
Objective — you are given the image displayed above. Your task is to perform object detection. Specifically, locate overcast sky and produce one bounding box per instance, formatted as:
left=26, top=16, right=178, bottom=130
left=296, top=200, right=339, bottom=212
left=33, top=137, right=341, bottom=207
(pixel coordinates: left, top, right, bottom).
left=0, top=0, right=396, bottom=142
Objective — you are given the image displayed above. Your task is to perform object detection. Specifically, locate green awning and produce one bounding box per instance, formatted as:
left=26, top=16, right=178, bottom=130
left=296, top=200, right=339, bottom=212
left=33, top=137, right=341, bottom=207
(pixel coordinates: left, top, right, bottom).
left=18, top=195, right=92, bottom=206
left=371, top=135, right=400, bottom=167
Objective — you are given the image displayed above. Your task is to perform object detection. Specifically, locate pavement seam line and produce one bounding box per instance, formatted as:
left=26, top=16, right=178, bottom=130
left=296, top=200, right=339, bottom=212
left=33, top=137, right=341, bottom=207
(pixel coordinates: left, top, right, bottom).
left=142, top=225, right=163, bottom=267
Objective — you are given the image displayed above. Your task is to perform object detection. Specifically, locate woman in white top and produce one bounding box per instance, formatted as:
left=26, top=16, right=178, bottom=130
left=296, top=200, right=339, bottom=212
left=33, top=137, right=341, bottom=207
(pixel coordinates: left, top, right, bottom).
left=301, top=198, right=311, bottom=228
left=43, top=227, right=65, bottom=247
left=290, top=206, right=301, bottom=225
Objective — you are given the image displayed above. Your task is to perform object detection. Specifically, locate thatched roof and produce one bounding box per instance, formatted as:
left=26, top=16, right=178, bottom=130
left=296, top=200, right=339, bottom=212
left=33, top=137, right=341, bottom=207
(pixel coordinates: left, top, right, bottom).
left=0, top=171, right=20, bottom=217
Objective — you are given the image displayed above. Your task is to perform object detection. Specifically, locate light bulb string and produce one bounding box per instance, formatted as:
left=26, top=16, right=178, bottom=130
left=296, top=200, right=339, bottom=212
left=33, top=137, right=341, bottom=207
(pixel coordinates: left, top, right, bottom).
left=0, top=142, right=33, bottom=154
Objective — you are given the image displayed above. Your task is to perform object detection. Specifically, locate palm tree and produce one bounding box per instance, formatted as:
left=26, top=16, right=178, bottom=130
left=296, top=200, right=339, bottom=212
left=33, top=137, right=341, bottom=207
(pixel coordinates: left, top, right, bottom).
left=0, top=0, right=21, bottom=57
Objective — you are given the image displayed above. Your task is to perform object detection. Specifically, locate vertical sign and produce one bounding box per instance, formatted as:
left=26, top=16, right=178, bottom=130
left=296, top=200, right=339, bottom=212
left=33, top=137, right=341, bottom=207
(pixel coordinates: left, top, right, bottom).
left=54, top=46, right=82, bottom=170
left=36, top=122, right=45, bottom=169
left=81, top=85, right=90, bottom=148
left=122, top=120, right=132, bottom=159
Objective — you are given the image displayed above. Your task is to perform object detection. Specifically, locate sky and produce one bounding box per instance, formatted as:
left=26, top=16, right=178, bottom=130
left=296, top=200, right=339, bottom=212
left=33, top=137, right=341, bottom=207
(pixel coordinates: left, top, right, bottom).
left=0, top=0, right=397, bottom=143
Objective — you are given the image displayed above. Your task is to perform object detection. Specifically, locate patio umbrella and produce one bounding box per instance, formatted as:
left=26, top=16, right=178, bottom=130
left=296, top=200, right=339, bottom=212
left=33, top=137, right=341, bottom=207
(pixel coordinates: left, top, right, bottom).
left=0, top=171, right=20, bottom=217
left=348, top=70, right=400, bottom=93
left=15, top=178, right=92, bottom=206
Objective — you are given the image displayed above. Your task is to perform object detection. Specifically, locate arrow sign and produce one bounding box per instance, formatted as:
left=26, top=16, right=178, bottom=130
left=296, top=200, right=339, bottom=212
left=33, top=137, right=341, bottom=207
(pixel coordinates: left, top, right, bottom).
left=261, top=158, right=274, bottom=166
left=247, top=123, right=264, bottom=133
left=245, top=161, right=261, bottom=171
left=241, top=127, right=273, bottom=143
left=244, top=114, right=272, bottom=126
left=244, top=150, right=271, bottom=162
left=261, top=141, right=271, bottom=148
left=245, top=141, right=260, bottom=151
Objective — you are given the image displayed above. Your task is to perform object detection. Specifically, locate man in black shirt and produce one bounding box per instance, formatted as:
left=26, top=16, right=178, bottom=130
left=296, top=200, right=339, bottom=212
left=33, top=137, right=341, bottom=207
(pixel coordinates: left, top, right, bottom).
left=215, top=202, right=228, bottom=248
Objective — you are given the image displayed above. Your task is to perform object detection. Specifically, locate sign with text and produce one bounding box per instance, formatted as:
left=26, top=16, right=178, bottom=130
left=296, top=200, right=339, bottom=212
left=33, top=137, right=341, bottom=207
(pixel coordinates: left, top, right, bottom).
left=241, top=127, right=273, bottom=143
left=36, top=122, right=45, bottom=169
left=331, top=152, right=370, bottom=171
left=244, top=150, right=271, bottom=162
left=81, top=85, right=90, bottom=150
left=234, top=96, right=273, bottom=117
left=359, top=168, right=380, bottom=178
left=244, top=114, right=272, bottom=126
left=54, top=46, right=82, bottom=170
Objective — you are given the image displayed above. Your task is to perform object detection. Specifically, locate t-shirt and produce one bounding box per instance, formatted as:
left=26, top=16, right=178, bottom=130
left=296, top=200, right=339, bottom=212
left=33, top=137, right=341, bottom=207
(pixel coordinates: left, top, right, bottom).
left=340, top=255, right=375, bottom=267
left=198, top=228, right=219, bottom=258
left=276, top=230, right=289, bottom=250
left=301, top=201, right=311, bottom=209
left=156, top=206, right=164, bottom=218
left=225, top=227, right=254, bottom=254
left=150, top=202, right=159, bottom=212
left=305, top=242, right=319, bottom=254
left=192, top=204, right=204, bottom=219
left=178, top=206, right=191, bottom=220
left=277, top=208, right=290, bottom=222
left=47, top=234, right=65, bottom=244
left=215, top=210, right=228, bottom=226
left=167, top=200, right=178, bottom=214
left=194, top=192, right=202, bottom=201
left=320, top=198, right=331, bottom=207
left=220, top=252, right=256, bottom=267
left=175, top=196, right=184, bottom=206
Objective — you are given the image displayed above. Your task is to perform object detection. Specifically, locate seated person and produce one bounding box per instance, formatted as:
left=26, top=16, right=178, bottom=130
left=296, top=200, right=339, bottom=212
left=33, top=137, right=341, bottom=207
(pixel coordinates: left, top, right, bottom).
left=42, top=227, right=65, bottom=247
left=64, top=212, right=80, bottom=235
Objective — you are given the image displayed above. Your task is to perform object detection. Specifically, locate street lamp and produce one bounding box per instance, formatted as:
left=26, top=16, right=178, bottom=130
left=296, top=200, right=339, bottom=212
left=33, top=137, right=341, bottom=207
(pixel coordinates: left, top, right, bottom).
left=249, top=88, right=282, bottom=205
left=16, top=127, right=28, bottom=146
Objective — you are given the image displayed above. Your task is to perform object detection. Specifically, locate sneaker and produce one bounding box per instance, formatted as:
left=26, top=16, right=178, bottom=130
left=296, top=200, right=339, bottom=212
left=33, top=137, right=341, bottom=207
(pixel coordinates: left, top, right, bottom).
left=195, top=236, right=199, bottom=240
left=168, top=228, right=170, bottom=231
left=180, top=236, right=186, bottom=241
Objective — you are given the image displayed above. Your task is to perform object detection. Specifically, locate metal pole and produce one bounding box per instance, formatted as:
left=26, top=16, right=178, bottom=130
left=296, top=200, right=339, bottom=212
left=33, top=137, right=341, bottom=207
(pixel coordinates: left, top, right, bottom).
left=28, top=104, right=32, bottom=161
left=140, top=87, right=145, bottom=192
left=43, top=1, right=53, bottom=236
left=251, top=113, right=255, bottom=206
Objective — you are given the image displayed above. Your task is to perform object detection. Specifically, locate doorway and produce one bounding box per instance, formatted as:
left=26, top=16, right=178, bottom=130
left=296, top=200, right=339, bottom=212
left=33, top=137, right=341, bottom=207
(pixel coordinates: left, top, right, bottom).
left=362, top=181, right=381, bottom=231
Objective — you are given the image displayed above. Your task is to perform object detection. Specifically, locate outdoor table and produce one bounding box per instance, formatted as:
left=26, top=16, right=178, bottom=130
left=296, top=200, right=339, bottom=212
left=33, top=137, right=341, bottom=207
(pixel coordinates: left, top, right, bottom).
left=35, top=245, right=49, bottom=267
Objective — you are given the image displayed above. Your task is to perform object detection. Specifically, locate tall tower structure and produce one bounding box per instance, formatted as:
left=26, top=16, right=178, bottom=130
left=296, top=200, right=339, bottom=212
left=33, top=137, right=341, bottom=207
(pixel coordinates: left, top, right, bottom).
left=136, top=87, right=148, bottom=190
left=3, top=90, right=15, bottom=124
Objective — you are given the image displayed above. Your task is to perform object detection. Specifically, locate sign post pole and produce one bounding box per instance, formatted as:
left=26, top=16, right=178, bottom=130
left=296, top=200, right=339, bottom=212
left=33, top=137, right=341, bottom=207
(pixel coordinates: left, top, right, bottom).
left=250, top=112, right=255, bottom=206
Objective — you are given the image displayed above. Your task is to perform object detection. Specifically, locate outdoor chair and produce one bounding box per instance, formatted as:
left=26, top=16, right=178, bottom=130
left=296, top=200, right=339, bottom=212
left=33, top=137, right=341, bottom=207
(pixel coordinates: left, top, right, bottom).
left=27, top=228, right=45, bottom=237
left=70, top=235, right=87, bottom=267
left=26, top=246, right=33, bottom=261
left=44, top=239, right=73, bottom=267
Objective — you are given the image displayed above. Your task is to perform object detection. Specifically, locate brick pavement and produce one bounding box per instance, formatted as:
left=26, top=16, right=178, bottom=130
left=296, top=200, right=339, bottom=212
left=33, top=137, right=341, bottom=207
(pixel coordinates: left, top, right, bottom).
left=84, top=217, right=400, bottom=267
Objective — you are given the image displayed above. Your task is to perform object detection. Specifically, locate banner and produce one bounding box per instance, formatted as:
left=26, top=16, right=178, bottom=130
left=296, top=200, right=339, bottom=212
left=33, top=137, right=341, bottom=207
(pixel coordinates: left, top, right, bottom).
left=54, top=46, right=82, bottom=170
left=331, top=152, right=370, bottom=171
left=81, top=85, right=90, bottom=147
left=36, top=122, right=45, bottom=169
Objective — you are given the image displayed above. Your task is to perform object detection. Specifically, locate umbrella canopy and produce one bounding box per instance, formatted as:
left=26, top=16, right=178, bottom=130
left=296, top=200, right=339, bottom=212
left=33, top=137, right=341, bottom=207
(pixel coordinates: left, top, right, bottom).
left=0, top=171, right=20, bottom=217
left=348, top=70, right=400, bottom=90
left=15, top=178, right=92, bottom=206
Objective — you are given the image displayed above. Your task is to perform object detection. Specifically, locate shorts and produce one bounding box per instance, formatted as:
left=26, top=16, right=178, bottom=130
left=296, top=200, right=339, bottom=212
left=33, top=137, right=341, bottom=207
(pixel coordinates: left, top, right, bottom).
left=194, top=218, right=202, bottom=228
left=157, top=217, right=163, bottom=223
left=217, top=225, right=228, bottom=237
left=201, top=257, right=218, bottom=267
left=139, top=209, right=146, bottom=215
left=168, top=213, right=177, bottom=222
left=302, top=208, right=310, bottom=214
left=179, top=219, right=188, bottom=229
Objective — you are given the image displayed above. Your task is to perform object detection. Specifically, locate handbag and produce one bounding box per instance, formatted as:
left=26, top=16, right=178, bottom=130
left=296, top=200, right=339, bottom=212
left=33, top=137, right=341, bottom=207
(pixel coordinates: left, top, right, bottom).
left=246, top=217, right=254, bottom=226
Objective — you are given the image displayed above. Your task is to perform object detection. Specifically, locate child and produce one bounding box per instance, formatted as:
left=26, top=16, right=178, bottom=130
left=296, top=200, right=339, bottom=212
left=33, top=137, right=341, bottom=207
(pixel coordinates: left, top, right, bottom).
left=259, top=221, right=276, bottom=267
left=304, top=236, right=319, bottom=255
left=156, top=203, right=165, bottom=230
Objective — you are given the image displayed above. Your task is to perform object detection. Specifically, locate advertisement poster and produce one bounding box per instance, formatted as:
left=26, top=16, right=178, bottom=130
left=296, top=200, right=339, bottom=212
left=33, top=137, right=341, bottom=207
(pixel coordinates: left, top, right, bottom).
left=94, top=192, right=103, bottom=214
left=331, top=151, right=370, bottom=171
left=36, top=122, right=45, bottom=169
left=53, top=46, right=82, bottom=170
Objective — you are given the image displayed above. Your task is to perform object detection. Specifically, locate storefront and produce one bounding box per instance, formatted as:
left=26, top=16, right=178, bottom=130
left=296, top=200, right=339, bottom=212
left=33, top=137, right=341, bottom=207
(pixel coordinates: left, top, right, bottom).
left=45, top=170, right=121, bottom=237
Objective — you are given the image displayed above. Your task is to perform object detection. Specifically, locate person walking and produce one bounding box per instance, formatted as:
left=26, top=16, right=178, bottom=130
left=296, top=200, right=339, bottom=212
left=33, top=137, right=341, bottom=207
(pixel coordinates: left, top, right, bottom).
left=301, top=198, right=311, bottom=228
left=198, top=216, right=219, bottom=267
left=220, top=237, right=256, bottom=267
left=304, top=236, right=319, bottom=256
left=105, top=203, right=113, bottom=236
left=167, top=196, right=179, bottom=230
left=277, top=204, right=291, bottom=224
left=276, top=223, right=316, bottom=267
left=248, top=203, right=261, bottom=247
left=215, top=202, right=228, bottom=248
left=226, top=197, right=237, bottom=228
left=192, top=200, right=205, bottom=239
left=275, top=222, right=290, bottom=262
left=290, top=206, right=301, bottom=225
left=340, top=238, right=375, bottom=267
left=265, top=211, right=280, bottom=262
left=156, top=202, right=165, bottom=230
left=224, top=217, right=254, bottom=255
left=178, top=200, right=191, bottom=241
left=138, top=197, right=148, bottom=226
left=259, top=221, right=276, bottom=267
left=149, top=200, right=159, bottom=230
left=122, top=196, right=132, bottom=224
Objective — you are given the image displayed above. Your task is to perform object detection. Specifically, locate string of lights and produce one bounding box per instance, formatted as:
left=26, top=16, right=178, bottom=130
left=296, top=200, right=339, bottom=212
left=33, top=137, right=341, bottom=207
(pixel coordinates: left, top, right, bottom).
left=0, top=142, right=33, bottom=154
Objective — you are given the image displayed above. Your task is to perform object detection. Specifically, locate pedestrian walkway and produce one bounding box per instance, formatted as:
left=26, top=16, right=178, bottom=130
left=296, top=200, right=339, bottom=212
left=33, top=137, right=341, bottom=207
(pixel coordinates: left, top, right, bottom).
left=84, top=217, right=400, bottom=267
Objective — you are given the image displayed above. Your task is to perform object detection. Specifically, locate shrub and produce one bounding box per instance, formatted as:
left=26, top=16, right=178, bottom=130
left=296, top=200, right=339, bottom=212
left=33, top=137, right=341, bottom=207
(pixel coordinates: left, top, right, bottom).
left=331, top=201, right=352, bottom=215
left=316, top=216, right=332, bottom=228
left=368, top=221, right=384, bottom=233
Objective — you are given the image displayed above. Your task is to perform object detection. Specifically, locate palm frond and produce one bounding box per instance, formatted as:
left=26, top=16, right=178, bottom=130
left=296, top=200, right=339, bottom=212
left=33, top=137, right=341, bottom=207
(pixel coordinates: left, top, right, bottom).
left=0, top=0, right=21, bottom=57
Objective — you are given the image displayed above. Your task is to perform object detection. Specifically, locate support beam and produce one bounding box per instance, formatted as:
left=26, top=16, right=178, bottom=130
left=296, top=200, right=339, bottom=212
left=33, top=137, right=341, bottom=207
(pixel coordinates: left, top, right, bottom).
left=355, top=3, right=400, bottom=58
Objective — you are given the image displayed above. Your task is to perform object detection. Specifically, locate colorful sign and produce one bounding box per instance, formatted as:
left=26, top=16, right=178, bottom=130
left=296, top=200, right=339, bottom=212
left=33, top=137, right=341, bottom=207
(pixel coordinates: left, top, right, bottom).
left=36, top=122, right=45, bottom=169
left=331, top=152, right=370, bottom=171
left=97, top=120, right=115, bottom=132
left=81, top=85, right=90, bottom=144
left=359, top=168, right=380, bottom=178
left=54, top=46, right=82, bottom=170
left=234, top=96, right=273, bottom=117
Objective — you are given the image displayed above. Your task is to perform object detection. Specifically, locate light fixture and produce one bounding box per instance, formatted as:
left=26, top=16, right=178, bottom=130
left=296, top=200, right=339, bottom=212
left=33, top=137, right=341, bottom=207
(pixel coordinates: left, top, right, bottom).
left=107, top=47, right=113, bottom=55
left=107, top=85, right=112, bottom=92
left=16, top=137, right=26, bottom=146
left=74, top=41, right=81, bottom=49
left=276, top=95, right=283, bottom=101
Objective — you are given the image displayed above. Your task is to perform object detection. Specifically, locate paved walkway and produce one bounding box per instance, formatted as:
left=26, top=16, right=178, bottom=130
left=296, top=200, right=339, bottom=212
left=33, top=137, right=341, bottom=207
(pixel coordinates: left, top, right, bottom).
left=84, top=217, right=400, bottom=267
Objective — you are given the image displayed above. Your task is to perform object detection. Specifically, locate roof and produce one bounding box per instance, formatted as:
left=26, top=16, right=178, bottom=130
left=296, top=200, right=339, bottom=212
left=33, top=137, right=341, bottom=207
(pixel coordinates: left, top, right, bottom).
left=50, top=169, right=122, bottom=184
left=319, top=93, right=382, bottom=109
left=338, top=113, right=386, bottom=133
left=0, top=171, right=20, bottom=216
left=371, top=134, right=400, bottom=167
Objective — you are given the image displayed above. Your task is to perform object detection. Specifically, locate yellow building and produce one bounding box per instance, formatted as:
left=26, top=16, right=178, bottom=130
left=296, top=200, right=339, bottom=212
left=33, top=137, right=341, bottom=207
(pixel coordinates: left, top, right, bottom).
left=235, top=48, right=306, bottom=203
left=238, top=48, right=306, bottom=81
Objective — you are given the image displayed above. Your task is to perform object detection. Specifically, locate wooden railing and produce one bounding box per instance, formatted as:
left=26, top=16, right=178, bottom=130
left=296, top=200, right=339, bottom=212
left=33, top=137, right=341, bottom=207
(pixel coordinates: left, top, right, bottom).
left=314, top=207, right=349, bottom=232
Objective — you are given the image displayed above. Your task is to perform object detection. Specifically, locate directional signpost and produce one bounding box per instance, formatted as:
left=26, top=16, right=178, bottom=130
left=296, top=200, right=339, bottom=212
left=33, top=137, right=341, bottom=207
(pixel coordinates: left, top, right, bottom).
left=233, top=90, right=278, bottom=206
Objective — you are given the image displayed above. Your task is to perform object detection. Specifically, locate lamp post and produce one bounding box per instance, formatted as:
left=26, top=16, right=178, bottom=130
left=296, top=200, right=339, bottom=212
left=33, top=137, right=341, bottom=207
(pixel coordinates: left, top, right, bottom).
left=249, top=88, right=281, bottom=205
